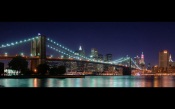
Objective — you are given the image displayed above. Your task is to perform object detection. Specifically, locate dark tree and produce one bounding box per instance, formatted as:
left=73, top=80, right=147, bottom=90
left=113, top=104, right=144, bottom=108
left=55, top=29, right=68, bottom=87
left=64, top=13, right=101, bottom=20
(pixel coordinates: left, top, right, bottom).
left=49, top=66, right=59, bottom=75
left=58, top=65, right=66, bottom=75
left=49, top=65, right=66, bottom=75
left=8, top=56, right=28, bottom=75
left=0, top=62, right=4, bottom=76
left=37, top=63, right=50, bottom=75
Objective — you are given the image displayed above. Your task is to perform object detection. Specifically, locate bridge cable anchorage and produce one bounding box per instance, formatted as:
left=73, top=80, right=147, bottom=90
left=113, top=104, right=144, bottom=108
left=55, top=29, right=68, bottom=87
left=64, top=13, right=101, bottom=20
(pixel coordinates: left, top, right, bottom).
left=0, top=36, right=39, bottom=49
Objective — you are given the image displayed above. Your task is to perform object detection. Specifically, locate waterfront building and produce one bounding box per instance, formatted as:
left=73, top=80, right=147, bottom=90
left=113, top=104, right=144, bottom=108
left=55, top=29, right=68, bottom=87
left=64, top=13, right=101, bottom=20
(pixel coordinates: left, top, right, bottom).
left=159, top=50, right=170, bottom=72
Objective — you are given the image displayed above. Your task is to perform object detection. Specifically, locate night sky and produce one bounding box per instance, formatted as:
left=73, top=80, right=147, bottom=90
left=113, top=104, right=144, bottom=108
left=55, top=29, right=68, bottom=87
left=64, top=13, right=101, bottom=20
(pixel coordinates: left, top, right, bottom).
left=0, top=22, right=175, bottom=67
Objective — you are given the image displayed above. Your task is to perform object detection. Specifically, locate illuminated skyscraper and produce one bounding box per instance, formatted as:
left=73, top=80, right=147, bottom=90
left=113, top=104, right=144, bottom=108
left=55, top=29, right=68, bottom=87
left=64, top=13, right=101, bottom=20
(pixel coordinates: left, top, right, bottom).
left=98, top=54, right=103, bottom=61
left=147, top=63, right=151, bottom=70
left=140, top=52, right=145, bottom=65
left=79, top=45, right=85, bottom=57
left=159, top=50, right=170, bottom=72
left=169, top=54, right=173, bottom=62
left=168, top=54, right=175, bottom=73
left=105, top=54, right=112, bottom=62
left=74, top=45, right=85, bottom=59
left=90, top=48, right=98, bottom=60
left=134, top=55, right=140, bottom=65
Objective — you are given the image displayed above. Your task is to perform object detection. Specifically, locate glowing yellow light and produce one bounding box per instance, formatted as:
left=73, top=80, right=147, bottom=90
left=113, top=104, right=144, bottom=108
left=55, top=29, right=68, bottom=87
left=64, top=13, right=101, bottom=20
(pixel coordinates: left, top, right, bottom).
left=164, top=50, right=167, bottom=53
left=34, top=69, right=37, bottom=73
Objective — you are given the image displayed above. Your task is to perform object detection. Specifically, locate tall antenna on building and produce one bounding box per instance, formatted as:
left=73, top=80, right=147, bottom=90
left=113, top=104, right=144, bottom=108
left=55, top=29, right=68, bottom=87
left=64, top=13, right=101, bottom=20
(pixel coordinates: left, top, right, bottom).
left=169, top=54, right=173, bottom=62
left=79, top=43, right=82, bottom=51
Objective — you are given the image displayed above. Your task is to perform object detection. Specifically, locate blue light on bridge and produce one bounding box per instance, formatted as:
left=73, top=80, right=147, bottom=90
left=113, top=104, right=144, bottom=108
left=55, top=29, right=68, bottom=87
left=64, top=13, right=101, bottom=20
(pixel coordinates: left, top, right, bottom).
left=4, top=52, right=8, bottom=56
left=50, top=55, right=53, bottom=58
left=21, top=53, right=24, bottom=56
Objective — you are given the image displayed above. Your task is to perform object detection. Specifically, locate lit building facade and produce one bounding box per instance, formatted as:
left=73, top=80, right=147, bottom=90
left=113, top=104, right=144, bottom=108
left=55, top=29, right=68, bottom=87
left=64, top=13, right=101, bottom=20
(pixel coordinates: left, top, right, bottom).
left=168, top=54, right=175, bottom=73
left=74, top=45, right=85, bottom=60
left=147, top=63, right=151, bottom=70
left=134, top=55, right=140, bottom=65
left=105, top=54, right=112, bottom=62
left=98, top=54, right=103, bottom=61
left=140, top=52, right=145, bottom=69
left=90, top=48, right=98, bottom=60
left=159, top=50, right=170, bottom=72
left=140, top=52, right=145, bottom=65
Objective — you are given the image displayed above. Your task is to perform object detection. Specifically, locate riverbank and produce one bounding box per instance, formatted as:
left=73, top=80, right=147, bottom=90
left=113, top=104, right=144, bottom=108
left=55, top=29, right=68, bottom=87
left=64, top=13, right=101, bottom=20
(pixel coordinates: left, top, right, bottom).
left=0, top=75, right=85, bottom=79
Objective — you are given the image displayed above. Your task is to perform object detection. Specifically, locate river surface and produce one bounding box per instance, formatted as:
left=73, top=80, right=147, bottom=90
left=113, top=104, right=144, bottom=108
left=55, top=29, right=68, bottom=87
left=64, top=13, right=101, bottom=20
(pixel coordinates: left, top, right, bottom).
left=0, top=75, right=175, bottom=87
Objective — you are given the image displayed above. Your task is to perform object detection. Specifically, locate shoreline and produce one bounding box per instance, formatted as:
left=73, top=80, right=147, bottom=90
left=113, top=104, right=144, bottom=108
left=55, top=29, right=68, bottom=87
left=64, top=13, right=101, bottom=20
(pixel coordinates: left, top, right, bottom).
left=0, top=75, right=85, bottom=79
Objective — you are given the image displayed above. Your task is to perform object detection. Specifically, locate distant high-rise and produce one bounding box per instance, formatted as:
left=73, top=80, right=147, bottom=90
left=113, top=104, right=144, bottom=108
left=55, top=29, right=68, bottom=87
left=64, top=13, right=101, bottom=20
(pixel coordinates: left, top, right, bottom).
left=134, top=55, right=140, bottom=65
left=159, top=50, right=170, bottom=72
left=79, top=45, right=85, bottom=57
left=74, top=45, right=85, bottom=59
left=147, top=63, right=151, bottom=70
left=140, top=52, right=145, bottom=65
left=139, top=52, right=145, bottom=69
left=90, top=48, right=98, bottom=60
left=98, top=54, right=103, bottom=61
left=105, top=54, right=112, bottom=62
left=169, top=54, right=173, bottom=62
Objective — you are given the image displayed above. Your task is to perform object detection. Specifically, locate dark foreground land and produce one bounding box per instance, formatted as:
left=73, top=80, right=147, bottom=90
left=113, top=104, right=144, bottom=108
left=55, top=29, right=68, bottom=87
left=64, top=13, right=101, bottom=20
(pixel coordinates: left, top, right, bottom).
left=0, top=75, right=85, bottom=79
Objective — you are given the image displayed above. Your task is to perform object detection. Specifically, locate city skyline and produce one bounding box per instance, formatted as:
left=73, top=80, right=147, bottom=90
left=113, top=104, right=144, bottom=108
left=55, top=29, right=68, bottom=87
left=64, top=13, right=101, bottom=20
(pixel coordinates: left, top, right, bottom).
left=1, top=22, right=175, bottom=66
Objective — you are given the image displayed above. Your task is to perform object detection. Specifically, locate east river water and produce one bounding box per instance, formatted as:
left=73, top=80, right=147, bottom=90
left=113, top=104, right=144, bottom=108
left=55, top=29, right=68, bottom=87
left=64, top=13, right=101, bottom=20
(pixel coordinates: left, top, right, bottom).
left=1, top=75, right=175, bottom=87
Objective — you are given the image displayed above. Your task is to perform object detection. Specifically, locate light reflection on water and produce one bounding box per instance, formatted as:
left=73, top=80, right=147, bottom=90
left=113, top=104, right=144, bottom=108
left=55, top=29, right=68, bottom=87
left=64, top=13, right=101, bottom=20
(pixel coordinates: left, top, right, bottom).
left=1, top=76, right=175, bottom=87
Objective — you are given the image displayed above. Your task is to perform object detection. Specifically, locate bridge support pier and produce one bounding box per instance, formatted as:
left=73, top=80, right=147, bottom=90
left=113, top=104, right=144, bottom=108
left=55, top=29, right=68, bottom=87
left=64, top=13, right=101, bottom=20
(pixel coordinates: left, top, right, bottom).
left=30, top=35, right=46, bottom=72
left=122, top=67, right=131, bottom=75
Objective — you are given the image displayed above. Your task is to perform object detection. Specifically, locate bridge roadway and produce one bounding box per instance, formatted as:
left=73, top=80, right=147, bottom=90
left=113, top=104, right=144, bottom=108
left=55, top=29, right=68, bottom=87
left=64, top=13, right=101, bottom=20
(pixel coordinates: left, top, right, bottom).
left=0, top=56, right=139, bottom=70
left=0, top=56, right=39, bottom=60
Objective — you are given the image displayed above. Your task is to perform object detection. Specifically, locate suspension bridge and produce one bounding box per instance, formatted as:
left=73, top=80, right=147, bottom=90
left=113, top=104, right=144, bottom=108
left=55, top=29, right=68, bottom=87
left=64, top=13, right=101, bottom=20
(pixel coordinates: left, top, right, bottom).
left=0, top=34, right=142, bottom=75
